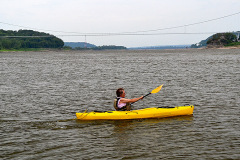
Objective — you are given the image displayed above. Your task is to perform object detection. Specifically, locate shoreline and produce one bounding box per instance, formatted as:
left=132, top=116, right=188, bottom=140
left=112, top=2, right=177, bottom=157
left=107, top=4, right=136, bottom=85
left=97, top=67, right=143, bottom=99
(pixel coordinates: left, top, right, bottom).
left=214, top=46, right=240, bottom=49
left=1, top=46, right=240, bottom=53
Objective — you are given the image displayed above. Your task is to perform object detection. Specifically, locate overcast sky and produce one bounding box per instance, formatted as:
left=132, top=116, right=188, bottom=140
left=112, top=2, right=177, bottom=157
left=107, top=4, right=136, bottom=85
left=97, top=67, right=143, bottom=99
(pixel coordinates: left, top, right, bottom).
left=1, top=0, right=240, bottom=47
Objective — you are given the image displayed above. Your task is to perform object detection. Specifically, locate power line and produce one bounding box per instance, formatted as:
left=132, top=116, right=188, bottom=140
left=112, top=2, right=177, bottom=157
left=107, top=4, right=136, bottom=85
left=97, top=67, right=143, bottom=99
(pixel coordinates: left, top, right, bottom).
left=0, top=11, right=239, bottom=36
left=117, top=11, right=240, bottom=34
left=56, top=32, right=220, bottom=37
left=0, top=22, right=81, bottom=34
left=0, top=32, right=222, bottom=38
left=0, top=36, right=53, bottom=38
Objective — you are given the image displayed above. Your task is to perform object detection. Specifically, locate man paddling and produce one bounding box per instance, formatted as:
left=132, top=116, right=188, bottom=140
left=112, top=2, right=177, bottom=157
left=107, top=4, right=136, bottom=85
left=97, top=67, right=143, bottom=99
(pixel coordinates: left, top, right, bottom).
left=114, top=88, right=143, bottom=111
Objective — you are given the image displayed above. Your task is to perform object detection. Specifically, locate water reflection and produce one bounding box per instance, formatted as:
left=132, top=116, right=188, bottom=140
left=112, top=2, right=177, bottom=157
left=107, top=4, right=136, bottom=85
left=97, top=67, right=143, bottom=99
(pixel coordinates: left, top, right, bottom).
left=110, top=116, right=194, bottom=159
left=111, top=116, right=193, bottom=135
left=75, top=115, right=193, bottom=127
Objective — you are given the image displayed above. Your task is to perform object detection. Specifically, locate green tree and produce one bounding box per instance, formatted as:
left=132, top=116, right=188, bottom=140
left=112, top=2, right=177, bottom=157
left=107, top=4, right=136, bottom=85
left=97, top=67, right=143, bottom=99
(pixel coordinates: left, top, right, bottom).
left=1, top=39, right=11, bottom=49
left=12, top=39, right=21, bottom=49
left=0, top=29, right=64, bottom=50
left=207, top=33, right=237, bottom=46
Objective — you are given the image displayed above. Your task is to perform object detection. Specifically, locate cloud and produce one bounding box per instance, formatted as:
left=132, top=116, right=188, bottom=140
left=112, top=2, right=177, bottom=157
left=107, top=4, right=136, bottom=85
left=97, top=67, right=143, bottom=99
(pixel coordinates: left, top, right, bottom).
left=0, top=0, right=240, bottom=47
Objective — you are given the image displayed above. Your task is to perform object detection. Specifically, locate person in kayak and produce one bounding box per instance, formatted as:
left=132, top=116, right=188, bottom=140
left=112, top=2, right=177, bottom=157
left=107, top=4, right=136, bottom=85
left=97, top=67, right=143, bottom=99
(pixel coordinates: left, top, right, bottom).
left=114, top=88, right=143, bottom=111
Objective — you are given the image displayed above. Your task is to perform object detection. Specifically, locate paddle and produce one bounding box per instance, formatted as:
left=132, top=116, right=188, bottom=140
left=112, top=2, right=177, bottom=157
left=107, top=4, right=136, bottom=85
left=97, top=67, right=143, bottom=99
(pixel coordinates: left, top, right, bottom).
left=143, top=84, right=163, bottom=98
left=131, top=84, right=163, bottom=104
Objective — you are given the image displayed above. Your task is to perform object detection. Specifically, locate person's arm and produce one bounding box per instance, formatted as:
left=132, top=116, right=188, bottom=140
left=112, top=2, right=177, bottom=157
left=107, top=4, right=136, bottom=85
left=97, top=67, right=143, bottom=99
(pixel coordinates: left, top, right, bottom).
left=120, top=96, right=143, bottom=103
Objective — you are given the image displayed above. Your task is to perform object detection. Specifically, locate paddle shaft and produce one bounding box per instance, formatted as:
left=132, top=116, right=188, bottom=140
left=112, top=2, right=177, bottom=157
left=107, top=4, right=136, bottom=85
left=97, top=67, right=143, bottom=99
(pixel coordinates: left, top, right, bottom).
left=143, top=92, right=151, bottom=98
left=131, top=85, right=163, bottom=105
left=131, top=93, right=151, bottom=105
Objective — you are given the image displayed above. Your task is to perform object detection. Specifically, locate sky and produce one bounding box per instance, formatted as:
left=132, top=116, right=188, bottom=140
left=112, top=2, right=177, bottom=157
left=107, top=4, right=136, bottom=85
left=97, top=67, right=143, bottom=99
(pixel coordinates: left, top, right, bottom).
left=0, top=0, right=240, bottom=47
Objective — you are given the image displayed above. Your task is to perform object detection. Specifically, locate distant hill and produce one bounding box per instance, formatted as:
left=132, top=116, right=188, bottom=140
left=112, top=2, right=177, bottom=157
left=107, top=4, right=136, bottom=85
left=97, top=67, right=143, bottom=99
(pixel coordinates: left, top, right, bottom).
left=93, top=45, right=127, bottom=50
left=64, top=42, right=96, bottom=48
left=191, top=37, right=212, bottom=48
left=128, top=45, right=191, bottom=50
left=191, top=31, right=240, bottom=48
left=64, top=42, right=127, bottom=50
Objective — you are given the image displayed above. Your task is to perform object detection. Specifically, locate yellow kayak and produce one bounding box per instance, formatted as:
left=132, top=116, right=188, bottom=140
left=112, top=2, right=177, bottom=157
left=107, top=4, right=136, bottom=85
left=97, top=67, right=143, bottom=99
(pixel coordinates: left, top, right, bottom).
left=76, top=105, right=194, bottom=120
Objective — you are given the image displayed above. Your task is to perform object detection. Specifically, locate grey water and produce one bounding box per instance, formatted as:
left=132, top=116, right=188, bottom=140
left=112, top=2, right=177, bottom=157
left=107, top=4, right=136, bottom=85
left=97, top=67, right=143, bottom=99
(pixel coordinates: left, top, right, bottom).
left=0, top=49, right=239, bottom=159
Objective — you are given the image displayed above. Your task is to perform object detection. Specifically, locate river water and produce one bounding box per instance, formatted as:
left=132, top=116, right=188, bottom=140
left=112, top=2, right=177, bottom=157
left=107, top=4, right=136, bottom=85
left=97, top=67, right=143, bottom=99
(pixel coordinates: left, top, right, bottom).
left=0, top=49, right=239, bottom=159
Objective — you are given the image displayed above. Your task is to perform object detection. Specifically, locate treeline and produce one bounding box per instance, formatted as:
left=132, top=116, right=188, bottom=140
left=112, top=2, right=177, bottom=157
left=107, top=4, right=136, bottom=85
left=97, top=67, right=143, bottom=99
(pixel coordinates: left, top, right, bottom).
left=0, top=29, right=64, bottom=50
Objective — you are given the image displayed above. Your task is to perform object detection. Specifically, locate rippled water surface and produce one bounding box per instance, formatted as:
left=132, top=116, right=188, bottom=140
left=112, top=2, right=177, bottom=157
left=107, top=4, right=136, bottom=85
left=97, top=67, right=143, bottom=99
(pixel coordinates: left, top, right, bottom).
left=1, top=49, right=240, bottom=159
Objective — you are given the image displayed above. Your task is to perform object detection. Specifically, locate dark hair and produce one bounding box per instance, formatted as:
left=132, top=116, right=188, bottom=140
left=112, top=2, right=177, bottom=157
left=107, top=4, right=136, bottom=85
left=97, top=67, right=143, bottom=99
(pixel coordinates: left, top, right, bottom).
left=116, top=88, right=124, bottom=97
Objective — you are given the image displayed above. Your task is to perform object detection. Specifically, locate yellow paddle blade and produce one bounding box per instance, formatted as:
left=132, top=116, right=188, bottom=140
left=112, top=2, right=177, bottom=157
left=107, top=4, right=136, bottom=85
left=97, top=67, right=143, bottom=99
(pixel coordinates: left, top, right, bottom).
left=151, top=85, right=163, bottom=94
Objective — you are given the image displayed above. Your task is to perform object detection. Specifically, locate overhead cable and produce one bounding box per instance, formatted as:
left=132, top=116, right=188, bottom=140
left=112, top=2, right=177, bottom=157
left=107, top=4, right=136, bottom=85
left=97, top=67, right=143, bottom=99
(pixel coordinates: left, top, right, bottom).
left=0, top=11, right=239, bottom=36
